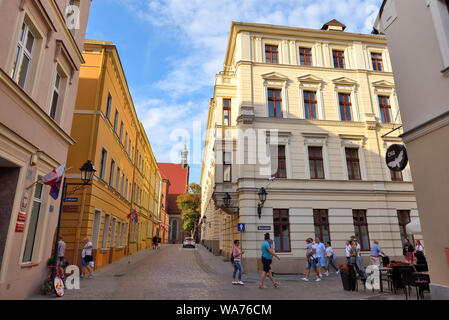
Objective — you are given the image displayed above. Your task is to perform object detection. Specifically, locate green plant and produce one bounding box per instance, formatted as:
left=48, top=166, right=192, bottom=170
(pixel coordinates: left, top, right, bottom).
left=40, top=278, right=53, bottom=295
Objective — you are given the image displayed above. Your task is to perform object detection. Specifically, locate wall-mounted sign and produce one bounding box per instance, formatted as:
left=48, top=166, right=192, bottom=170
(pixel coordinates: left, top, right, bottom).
left=49, top=205, right=54, bottom=213
left=257, top=226, right=271, bottom=231
left=386, top=144, right=408, bottom=172
left=17, top=211, right=27, bottom=222
left=15, top=223, right=25, bottom=233
left=63, top=205, right=80, bottom=213
left=20, top=192, right=29, bottom=211
left=64, top=197, right=78, bottom=202
left=237, top=223, right=246, bottom=232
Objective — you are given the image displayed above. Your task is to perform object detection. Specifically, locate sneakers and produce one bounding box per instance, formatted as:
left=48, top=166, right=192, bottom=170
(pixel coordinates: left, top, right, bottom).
left=336, top=270, right=340, bottom=274
left=232, top=281, right=237, bottom=285
left=315, top=278, right=321, bottom=282
left=301, top=277, right=309, bottom=281
left=325, top=271, right=329, bottom=276
left=237, top=281, right=245, bottom=285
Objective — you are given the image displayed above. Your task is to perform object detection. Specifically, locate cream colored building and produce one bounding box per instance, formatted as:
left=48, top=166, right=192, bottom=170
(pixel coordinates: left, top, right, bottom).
left=200, top=20, right=421, bottom=274
left=0, top=0, right=91, bottom=299
left=375, top=0, right=449, bottom=299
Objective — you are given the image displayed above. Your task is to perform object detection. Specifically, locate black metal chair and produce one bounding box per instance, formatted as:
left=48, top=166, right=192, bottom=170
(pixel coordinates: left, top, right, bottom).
left=400, top=267, right=430, bottom=300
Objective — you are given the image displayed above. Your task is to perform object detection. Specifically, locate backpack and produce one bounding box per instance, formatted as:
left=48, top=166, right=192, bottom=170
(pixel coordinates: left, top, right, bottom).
left=230, top=251, right=234, bottom=263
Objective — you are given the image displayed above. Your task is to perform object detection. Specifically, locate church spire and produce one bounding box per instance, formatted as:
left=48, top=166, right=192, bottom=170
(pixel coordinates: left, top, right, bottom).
left=181, top=140, right=188, bottom=168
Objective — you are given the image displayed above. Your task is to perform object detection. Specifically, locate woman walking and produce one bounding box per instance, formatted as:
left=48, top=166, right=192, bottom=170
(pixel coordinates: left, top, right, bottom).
left=403, top=238, right=415, bottom=265
left=232, top=240, right=244, bottom=285
left=325, top=241, right=339, bottom=276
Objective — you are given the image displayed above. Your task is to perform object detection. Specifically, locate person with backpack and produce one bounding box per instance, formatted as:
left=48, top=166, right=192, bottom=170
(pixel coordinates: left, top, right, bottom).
left=325, top=241, right=339, bottom=276
left=231, top=240, right=244, bottom=285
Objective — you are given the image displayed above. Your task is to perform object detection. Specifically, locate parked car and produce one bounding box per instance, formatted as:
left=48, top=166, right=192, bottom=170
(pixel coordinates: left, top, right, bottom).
left=183, top=237, right=195, bottom=248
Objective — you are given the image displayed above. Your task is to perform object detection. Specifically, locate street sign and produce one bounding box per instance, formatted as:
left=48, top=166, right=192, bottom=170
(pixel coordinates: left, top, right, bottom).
left=258, top=226, right=271, bottom=231
left=64, top=197, right=78, bottom=202
left=386, top=144, right=408, bottom=172
left=237, top=223, right=245, bottom=232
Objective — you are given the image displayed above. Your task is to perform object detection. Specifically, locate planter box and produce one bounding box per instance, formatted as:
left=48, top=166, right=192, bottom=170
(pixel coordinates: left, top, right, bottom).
left=341, top=272, right=356, bottom=291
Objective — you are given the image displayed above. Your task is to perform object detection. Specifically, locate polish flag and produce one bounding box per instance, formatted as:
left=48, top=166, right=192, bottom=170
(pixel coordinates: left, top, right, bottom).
left=42, top=164, right=65, bottom=200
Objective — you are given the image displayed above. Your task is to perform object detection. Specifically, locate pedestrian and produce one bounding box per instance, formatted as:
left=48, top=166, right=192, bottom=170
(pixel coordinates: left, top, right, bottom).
left=370, top=240, right=385, bottom=267
left=232, top=240, right=244, bottom=285
left=81, top=237, right=93, bottom=279
left=314, top=237, right=326, bottom=278
left=302, top=238, right=321, bottom=281
left=345, top=240, right=351, bottom=265
left=350, top=239, right=366, bottom=283
left=259, top=233, right=280, bottom=289
left=350, top=235, right=365, bottom=274
left=403, top=238, right=414, bottom=265
left=57, top=236, right=67, bottom=278
left=325, top=241, right=339, bottom=276
left=152, top=235, right=158, bottom=249
left=414, top=240, right=424, bottom=253
left=157, top=236, right=161, bottom=249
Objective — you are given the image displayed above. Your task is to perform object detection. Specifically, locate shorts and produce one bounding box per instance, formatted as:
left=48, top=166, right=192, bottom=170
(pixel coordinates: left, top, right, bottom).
left=317, top=257, right=326, bottom=267
left=306, top=259, right=317, bottom=270
left=261, top=257, right=272, bottom=273
left=81, top=258, right=89, bottom=267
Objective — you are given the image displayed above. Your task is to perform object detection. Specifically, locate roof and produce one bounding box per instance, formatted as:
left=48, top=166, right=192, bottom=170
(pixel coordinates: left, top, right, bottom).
left=157, top=163, right=190, bottom=214
left=321, top=19, right=347, bottom=31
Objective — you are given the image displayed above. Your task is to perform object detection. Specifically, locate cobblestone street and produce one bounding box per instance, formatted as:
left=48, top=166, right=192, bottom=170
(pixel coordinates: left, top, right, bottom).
left=29, top=244, right=418, bottom=300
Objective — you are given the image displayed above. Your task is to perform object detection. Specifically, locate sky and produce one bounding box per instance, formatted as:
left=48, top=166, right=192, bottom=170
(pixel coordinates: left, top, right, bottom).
left=85, top=0, right=382, bottom=184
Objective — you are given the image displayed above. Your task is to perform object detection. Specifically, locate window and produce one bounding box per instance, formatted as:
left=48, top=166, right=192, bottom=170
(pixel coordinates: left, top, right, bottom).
left=11, top=22, right=36, bottom=89
left=113, top=110, right=119, bottom=133
left=346, top=148, right=361, bottom=180
left=124, top=133, right=128, bottom=152
left=49, top=72, right=62, bottom=120
left=299, top=48, right=312, bottom=66
left=339, top=93, right=352, bottom=121
left=223, top=99, right=231, bottom=126
left=273, top=209, right=290, bottom=252
left=128, top=140, right=132, bottom=155
left=102, top=214, right=110, bottom=249
left=120, top=173, right=125, bottom=195
left=92, top=210, right=101, bottom=249
left=106, top=93, right=112, bottom=120
left=303, top=91, right=318, bottom=120
left=116, top=167, right=120, bottom=191
left=309, top=147, right=325, bottom=179
left=223, top=152, right=232, bottom=182
left=378, top=96, right=392, bottom=123
left=265, top=45, right=279, bottom=64
left=313, top=209, right=330, bottom=243
left=333, top=50, right=345, bottom=69
left=110, top=218, right=116, bottom=248
left=125, top=178, right=129, bottom=201
left=119, top=121, right=124, bottom=143
left=397, top=210, right=413, bottom=245
left=275, top=145, right=286, bottom=179
left=371, top=52, right=383, bottom=71
left=109, top=159, right=115, bottom=186
left=99, top=148, right=107, bottom=179
left=23, top=182, right=43, bottom=262
left=353, top=210, right=370, bottom=251
left=116, top=222, right=122, bottom=248
left=268, top=89, right=282, bottom=118
left=391, top=169, right=403, bottom=181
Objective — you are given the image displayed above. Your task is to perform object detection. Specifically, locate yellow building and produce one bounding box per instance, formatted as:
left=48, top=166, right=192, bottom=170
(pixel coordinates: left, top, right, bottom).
left=61, top=40, right=162, bottom=269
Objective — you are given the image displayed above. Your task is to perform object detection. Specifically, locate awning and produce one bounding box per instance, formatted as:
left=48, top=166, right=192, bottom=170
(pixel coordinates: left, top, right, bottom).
left=406, top=218, right=422, bottom=234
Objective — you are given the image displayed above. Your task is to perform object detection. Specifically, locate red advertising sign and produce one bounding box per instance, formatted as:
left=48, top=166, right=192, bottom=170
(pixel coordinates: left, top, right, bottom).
left=17, top=211, right=27, bottom=222
left=15, top=223, right=25, bottom=233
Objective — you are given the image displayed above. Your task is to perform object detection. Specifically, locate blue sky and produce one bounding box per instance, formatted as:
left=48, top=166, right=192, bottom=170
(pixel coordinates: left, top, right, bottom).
left=85, top=0, right=382, bottom=184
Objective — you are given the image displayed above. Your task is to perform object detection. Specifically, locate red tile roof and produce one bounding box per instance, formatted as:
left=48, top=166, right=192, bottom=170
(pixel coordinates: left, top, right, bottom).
left=157, top=163, right=189, bottom=214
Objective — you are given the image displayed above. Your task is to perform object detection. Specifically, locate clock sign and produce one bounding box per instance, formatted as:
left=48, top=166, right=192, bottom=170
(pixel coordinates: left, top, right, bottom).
left=386, top=144, right=408, bottom=172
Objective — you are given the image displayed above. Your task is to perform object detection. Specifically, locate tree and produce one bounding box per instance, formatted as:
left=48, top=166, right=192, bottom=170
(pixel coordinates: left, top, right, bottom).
left=176, top=183, right=201, bottom=238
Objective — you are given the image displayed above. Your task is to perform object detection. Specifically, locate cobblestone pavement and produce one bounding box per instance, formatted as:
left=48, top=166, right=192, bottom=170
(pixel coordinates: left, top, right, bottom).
left=30, top=244, right=417, bottom=300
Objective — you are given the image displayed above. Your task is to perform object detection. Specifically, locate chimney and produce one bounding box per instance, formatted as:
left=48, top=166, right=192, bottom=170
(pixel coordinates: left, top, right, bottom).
left=321, top=19, right=346, bottom=32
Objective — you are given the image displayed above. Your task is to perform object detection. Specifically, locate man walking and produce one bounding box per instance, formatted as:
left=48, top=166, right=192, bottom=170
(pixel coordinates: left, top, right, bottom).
left=259, top=233, right=280, bottom=289
left=370, top=240, right=385, bottom=266
left=302, top=238, right=321, bottom=281
left=314, top=237, right=326, bottom=278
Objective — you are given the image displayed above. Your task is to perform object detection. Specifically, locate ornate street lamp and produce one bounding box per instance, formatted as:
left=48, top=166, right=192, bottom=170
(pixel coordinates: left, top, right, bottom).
left=223, top=192, right=231, bottom=207
left=257, top=187, right=268, bottom=219
left=51, top=160, right=95, bottom=281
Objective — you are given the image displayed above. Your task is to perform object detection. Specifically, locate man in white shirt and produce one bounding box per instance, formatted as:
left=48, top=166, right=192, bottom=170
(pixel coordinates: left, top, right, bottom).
left=345, top=240, right=351, bottom=264
left=81, top=237, right=94, bottom=279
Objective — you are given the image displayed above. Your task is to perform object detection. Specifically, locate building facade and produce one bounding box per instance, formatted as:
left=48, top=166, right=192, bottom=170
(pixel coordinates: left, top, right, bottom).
left=374, top=0, right=449, bottom=299
left=200, top=21, right=421, bottom=274
left=61, top=40, right=162, bottom=270
left=0, top=0, right=91, bottom=299
left=158, top=159, right=190, bottom=244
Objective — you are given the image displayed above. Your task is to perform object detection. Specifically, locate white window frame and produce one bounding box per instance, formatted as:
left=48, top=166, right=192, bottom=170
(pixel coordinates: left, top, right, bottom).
left=263, top=77, right=289, bottom=118
left=11, top=22, right=35, bottom=90
left=298, top=75, right=325, bottom=120
left=91, top=210, right=102, bottom=249
left=102, top=213, right=110, bottom=249
left=427, top=0, right=449, bottom=72
left=372, top=81, right=401, bottom=124
left=262, top=39, right=283, bottom=64
left=333, top=78, right=360, bottom=122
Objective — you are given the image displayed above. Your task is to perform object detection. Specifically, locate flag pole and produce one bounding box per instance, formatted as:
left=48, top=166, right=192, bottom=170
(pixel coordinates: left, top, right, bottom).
left=25, top=167, right=72, bottom=190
